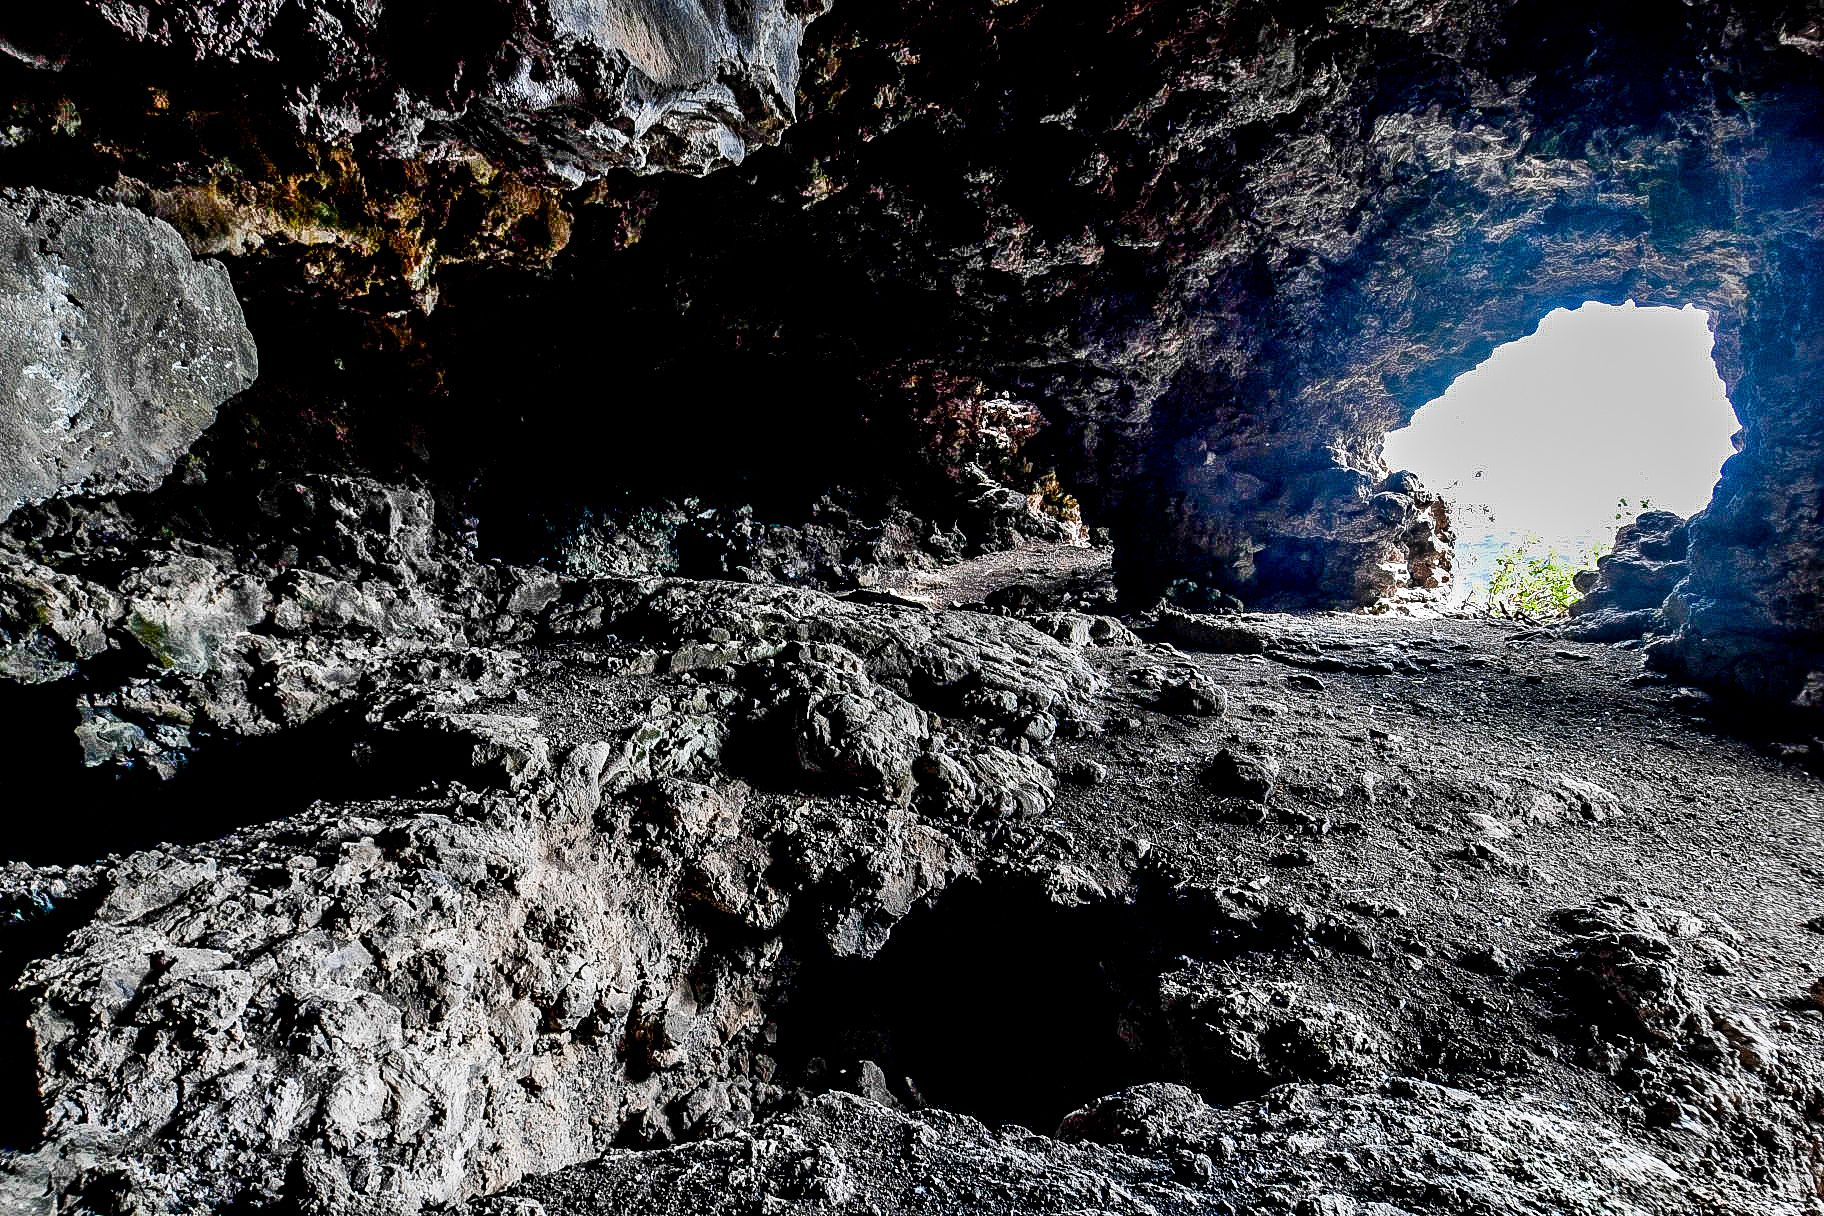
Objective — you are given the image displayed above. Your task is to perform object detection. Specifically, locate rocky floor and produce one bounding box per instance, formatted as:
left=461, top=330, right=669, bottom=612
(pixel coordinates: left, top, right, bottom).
left=2, top=549, right=1822, bottom=1214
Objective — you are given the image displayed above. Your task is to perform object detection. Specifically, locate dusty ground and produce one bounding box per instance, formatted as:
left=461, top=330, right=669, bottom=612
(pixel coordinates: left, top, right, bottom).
left=6, top=545, right=1820, bottom=1215
left=455, top=554, right=1824, bottom=1215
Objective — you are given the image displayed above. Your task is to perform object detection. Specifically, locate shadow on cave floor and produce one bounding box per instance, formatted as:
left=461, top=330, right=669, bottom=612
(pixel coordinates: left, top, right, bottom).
left=0, top=886, right=102, bottom=1151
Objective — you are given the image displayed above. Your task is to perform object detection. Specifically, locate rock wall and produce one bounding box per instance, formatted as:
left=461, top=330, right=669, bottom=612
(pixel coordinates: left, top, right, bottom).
left=3, top=5, right=1824, bottom=1213
left=1564, top=510, right=1691, bottom=643
left=2, top=572, right=1106, bottom=1212
left=39, top=1, right=829, bottom=184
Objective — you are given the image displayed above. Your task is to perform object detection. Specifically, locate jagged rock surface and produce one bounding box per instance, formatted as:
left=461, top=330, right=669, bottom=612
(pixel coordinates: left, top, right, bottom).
left=7, top=1, right=1823, bottom=706
left=1563, top=510, right=1691, bottom=642
left=4, top=2, right=1824, bottom=1215
left=63, top=0, right=829, bottom=184
left=0, top=188, right=257, bottom=521
left=3, top=557, right=1823, bottom=1214
left=0, top=564, right=1106, bottom=1213
left=461, top=1081, right=1768, bottom=1216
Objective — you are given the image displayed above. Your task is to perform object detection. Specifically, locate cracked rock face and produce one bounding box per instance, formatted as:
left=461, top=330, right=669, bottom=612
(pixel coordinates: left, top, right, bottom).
left=1564, top=510, right=1691, bottom=643
left=6, top=1, right=1823, bottom=706
left=0, top=558, right=1104, bottom=1212
left=0, top=189, right=257, bottom=521
left=463, top=1081, right=1764, bottom=1216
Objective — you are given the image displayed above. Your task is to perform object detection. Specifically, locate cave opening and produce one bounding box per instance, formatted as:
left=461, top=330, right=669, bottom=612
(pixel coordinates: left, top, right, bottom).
left=1382, top=302, right=1740, bottom=604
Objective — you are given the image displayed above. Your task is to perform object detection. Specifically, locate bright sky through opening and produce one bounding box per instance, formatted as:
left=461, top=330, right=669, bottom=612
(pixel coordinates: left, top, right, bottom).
left=1382, top=301, right=1739, bottom=596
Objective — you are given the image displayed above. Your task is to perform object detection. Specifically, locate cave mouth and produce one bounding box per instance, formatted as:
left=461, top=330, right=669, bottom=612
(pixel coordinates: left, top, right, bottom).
left=1382, top=301, right=1739, bottom=604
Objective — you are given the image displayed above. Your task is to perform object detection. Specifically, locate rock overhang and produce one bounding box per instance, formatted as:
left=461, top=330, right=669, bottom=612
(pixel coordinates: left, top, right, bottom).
left=1, top=3, right=1823, bottom=701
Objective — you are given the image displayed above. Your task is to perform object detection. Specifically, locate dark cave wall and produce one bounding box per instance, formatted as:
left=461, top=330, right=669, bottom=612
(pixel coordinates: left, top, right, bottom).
left=1669, top=220, right=1824, bottom=702
left=2, top=0, right=1824, bottom=703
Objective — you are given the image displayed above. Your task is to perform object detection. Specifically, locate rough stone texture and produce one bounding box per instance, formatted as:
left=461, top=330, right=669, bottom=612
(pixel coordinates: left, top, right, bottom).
left=73, top=0, right=829, bottom=185
left=459, top=1083, right=1765, bottom=1216
left=6, top=781, right=958, bottom=1213
left=0, top=568, right=1100, bottom=1212
left=0, top=189, right=257, bottom=521
left=5, top=3, right=1824, bottom=1215
left=402, top=0, right=1821, bottom=693
left=2, top=546, right=1823, bottom=1213
left=1564, top=510, right=1691, bottom=642
left=7, top=2, right=1823, bottom=706
left=0, top=474, right=532, bottom=780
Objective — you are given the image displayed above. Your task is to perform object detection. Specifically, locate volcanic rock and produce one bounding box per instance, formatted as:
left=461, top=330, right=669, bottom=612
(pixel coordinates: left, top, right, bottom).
left=0, top=189, right=257, bottom=520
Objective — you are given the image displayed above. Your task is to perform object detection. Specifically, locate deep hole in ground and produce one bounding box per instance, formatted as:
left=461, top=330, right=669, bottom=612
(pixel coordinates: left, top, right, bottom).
left=775, top=878, right=1230, bottom=1133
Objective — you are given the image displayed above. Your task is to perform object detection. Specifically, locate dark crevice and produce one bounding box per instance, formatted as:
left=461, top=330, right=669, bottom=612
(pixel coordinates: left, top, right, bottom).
left=0, top=684, right=403, bottom=866
left=775, top=877, right=1228, bottom=1133
left=0, top=885, right=103, bottom=1150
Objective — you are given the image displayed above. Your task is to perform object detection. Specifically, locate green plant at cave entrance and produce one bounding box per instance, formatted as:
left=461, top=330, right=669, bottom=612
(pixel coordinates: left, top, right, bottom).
left=1382, top=302, right=1737, bottom=614
left=1483, top=534, right=1604, bottom=620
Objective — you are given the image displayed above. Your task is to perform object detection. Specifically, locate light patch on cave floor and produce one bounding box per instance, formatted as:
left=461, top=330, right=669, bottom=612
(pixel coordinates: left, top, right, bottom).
left=1382, top=301, right=1739, bottom=603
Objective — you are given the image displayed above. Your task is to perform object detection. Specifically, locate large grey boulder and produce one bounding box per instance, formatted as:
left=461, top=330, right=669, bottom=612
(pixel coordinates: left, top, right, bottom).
left=0, top=189, right=257, bottom=521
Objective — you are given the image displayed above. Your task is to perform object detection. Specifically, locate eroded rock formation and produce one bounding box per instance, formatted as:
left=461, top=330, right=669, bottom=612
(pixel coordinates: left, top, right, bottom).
left=24, top=1, right=828, bottom=183
left=1565, top=509, right=1691, bottom=642
left=5, top=1, right=1823, bottom=705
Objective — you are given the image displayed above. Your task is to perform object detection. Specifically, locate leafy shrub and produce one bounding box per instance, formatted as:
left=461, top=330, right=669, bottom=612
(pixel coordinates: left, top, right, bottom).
left=1485, top=534, right=1604, bottom=619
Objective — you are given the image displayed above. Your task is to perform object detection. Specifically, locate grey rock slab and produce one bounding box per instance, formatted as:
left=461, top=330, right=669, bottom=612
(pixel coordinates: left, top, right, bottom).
left=0, top=188, right=257, bottom=519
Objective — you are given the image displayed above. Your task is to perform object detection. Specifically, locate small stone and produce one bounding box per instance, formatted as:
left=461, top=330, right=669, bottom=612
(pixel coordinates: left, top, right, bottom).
left=847, top=1060, right=901, bottom=1109
left=1460, top=944, right=1515, bottom=977
left=1156, top=671, right=1228, bottom=716
left=1346, top=898, right=1409, bottom=920
left=1463, top=813, right=1512, bottom=839
left=1064, top=759, right=1110, bottom=785
left=1286, top=673, right=1326, bottom=692
left=1167, top=1148, right=1216, bottom=1185
left=1202, top=749, right=1280, bottom=803
left=1013, top=711, right=1059, bottom=744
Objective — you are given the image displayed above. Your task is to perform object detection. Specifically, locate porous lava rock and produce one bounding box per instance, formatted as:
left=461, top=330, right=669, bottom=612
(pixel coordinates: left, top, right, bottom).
left=62, top=0, right=830, bottom=184
left=0, top=188, right=257, bottom=521
left=453, top=1082, right=1767, bottom=1216
left=0, top=571, right=1102, bottom=1212
left=8, top=1, right=1824, bottom=707
left=402, top=0, right=1822, bottom=701
left=5, top=5, right=1824, bottom=1216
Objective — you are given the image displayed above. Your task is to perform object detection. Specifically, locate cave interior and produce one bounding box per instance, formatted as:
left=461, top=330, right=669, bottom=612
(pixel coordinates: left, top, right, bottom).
left=0, top=2, right=1822, bottom=1214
